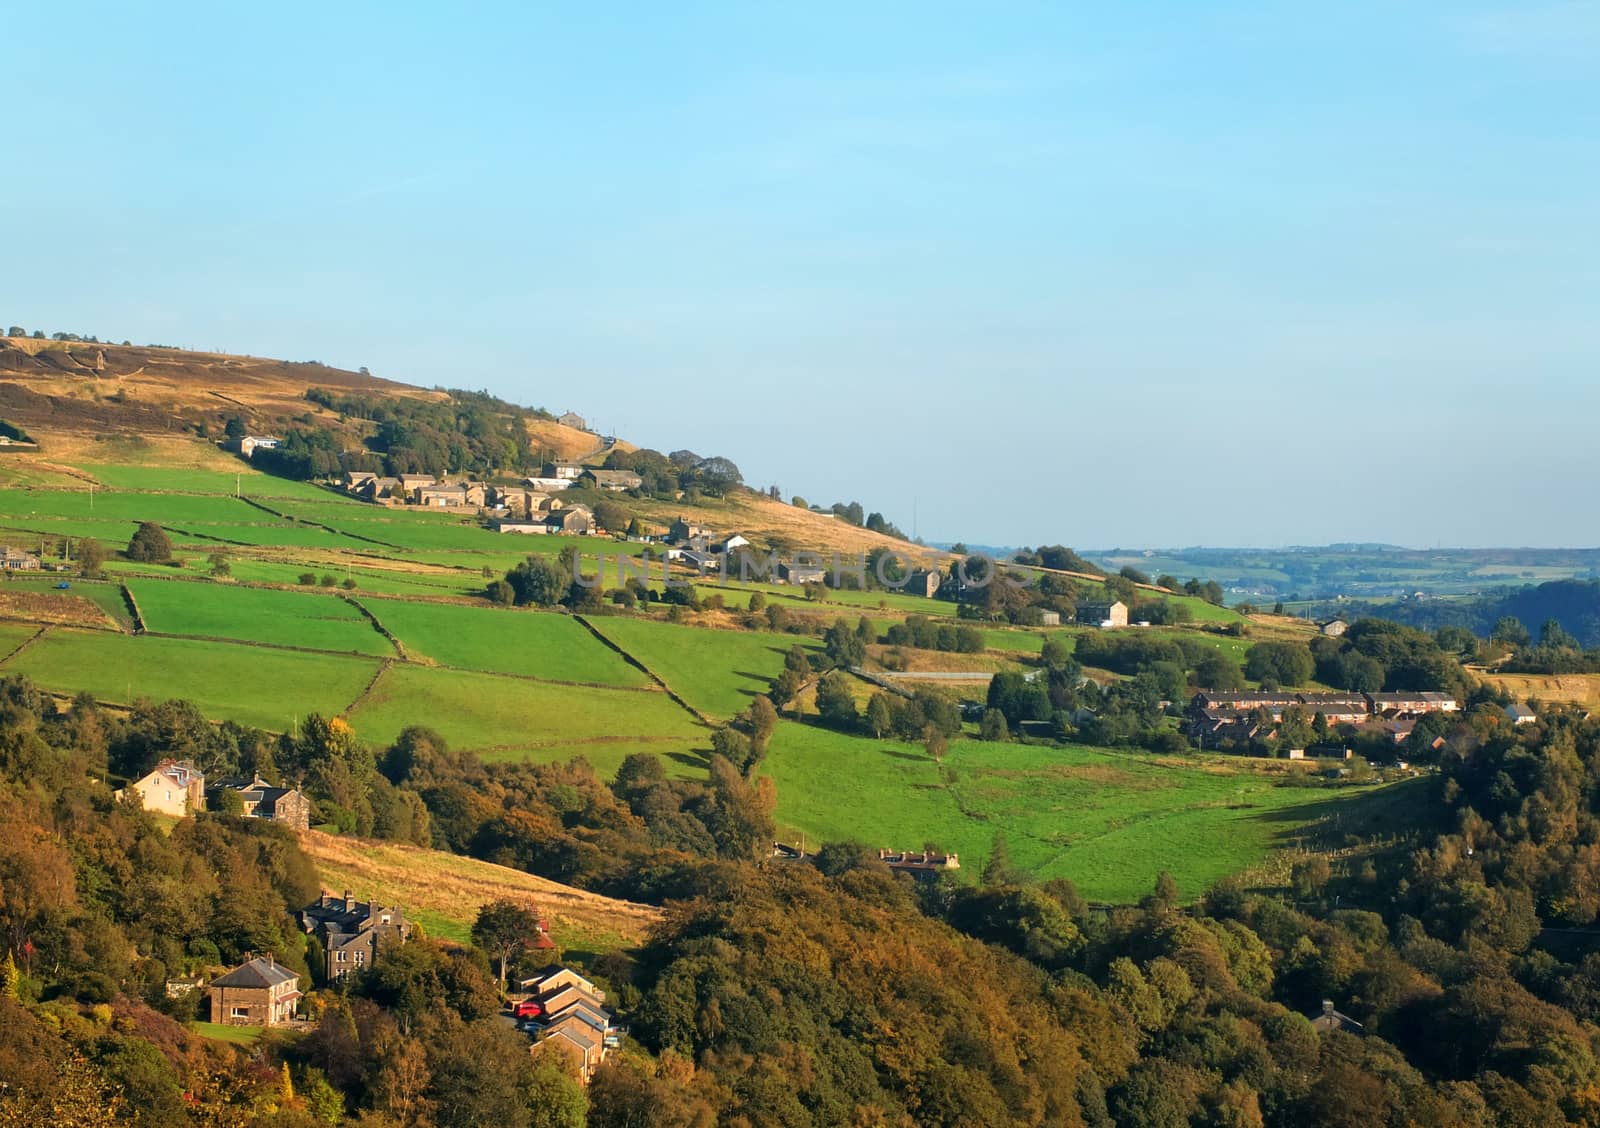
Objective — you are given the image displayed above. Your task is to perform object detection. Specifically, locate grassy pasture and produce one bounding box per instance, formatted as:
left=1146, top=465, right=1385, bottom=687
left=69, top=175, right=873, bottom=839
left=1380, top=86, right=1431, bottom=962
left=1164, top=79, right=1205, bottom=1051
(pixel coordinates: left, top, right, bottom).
left=82, top=464, right=337, bottom=499
left=128, top=580, right=393, bottom=655
left=221, top=558, right=484, bottom=598
left=588, top=615, right=822, bottom=719
left=367, top=599, right=648, bottom=687
left=3, top=629, right=379, bottom=729
left=0, top=488, right=259, bottom=526
left=763, top=721, right=1391, bottom=903
left=344, top=663, right=706, bottom=775
left=0, top=620, right=42, bottom=658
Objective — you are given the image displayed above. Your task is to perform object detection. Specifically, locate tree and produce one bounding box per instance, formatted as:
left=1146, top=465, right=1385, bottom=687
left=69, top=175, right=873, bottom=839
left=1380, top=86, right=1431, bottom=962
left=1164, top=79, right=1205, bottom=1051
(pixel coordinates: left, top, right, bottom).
left=320, top=573, right=338, bottom=587
left=471, top=900, right=543, bottom=992
left=223, top=416, right=248, bottom=438
left=980, top=708, right=1010, bottom=742
left=76, top=538, right=105, bottom=578
left=815, top=671, right=858, bottom=728
left=126, top=522, right=172, bottom=563
left=525, top=1058, right=588, bottom=1128
left=299, top=572, right=317, bottom=585
left=865, top=693, right=894, bottom=739
left=1244, top=641, right=1314, bottom=687
left=1193, top=653, right=1244, bottom=691
left=692, top=456, right=742, bottom=496
left=207, top=552, right=231, bottom=578
left=506, top=555, right=571, bottom=607
left=924, top=724, right=948, bottom=764
left=1491, top=616, right=1531, bottom=648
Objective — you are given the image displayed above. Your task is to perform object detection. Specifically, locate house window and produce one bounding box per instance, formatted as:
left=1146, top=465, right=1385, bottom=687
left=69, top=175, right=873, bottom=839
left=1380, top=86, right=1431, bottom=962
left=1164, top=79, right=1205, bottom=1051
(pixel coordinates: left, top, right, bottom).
left=336, top=951, right=346, bottom=961
left=354, top=951, right=365, bottom=965
left=230, top=1007, right=250, bottom=1019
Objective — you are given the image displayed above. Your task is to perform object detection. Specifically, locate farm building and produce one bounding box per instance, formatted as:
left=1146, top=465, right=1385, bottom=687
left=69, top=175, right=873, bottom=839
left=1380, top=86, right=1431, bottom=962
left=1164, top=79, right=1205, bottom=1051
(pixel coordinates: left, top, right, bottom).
left=523, top=476, right=573, bottom=492
left=494, top=521, right=549, bottom=535
left=557, top=411, right=588, bottom=431
left=1037, top=610, right=1061, bottom=626
left=667, top=516, right=706, bottom=544
left=398, top=474, right=436, bottom=493
left=225, top=434, right=279, bottom=458
left=299, top=891, right=413, bottom=982
left=210, top=775, right=312, bottom=831
left=1076, top=600, right=1129, bottom=628
left=1319, top=619, right=1349, bottom=637
left=546, top=461, right=585, bottom=481
left=1506, top=703, right=1537, bottom=725
left=904, top=570, right=942, bottom=599
left=0, top=545, right=41, bottom=570
left=209, top=956, right=301, bottom=1028
left=115, top=758, right=204, bottom=817
left=778, top=561, right=826, bottom=585
left=415, top=484, right=468, bottom=507
left=581, top=469, right=642, bottom=491
left=546, top=506, right=593, bottom=535
left=877, top=849, right=960, bottom=878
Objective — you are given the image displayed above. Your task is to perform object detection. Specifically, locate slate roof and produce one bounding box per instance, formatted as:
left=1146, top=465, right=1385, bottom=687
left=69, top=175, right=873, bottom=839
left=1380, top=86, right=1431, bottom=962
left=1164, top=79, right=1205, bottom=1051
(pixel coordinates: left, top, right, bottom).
left=211, top=956, right=299, bottom=989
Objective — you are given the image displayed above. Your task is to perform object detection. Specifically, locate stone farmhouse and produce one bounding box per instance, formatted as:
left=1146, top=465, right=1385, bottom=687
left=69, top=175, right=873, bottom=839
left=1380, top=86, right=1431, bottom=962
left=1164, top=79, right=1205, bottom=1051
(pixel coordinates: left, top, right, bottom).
left=208, top=775, right=313, bottom=831
left=209, top=956, right=301, bottom=1028
left=299, top=891, right=412, bottom=982
left=1076, top=600, right=1129, bottom=628
left=0, top=545, right=41, bottom=571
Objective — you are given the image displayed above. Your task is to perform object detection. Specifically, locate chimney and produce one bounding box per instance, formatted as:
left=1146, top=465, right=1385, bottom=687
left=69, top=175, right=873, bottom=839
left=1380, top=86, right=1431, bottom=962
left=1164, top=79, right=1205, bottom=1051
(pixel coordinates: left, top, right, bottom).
left=1322, top=1000, right=1335, bottom=1016
left=344, top=890, right=356, bottom=913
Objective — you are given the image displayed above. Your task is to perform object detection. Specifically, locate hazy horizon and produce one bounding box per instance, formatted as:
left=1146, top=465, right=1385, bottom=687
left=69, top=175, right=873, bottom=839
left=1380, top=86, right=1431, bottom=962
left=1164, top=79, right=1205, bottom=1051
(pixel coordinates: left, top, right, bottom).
left=6, top=2, right=1596, bottom=548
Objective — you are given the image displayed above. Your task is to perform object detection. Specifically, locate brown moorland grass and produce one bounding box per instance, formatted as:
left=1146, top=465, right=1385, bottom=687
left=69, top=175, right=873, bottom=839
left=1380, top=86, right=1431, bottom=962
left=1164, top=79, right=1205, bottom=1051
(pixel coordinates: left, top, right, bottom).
left=296, top=830, right=662, bottom=953
left=1477, top=671, right=1600, bottom=708
left=0, top=590, right=119, bottom=630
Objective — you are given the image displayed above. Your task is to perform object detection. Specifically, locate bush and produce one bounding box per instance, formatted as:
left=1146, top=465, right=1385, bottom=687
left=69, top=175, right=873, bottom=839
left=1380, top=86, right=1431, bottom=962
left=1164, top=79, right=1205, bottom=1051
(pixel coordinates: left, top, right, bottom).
left=299, top=572, right=317, bottom=585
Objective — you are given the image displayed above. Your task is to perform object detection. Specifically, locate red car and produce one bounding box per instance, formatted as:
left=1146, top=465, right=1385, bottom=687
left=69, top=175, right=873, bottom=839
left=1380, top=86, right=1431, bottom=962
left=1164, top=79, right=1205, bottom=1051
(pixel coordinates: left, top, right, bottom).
left=512, top=1000, right=543, bottom=1019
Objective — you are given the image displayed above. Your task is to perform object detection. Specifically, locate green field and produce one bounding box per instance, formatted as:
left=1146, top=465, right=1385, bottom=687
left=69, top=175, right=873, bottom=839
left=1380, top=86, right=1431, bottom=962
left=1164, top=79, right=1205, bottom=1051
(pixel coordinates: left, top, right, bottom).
left=82, top=464, right=337, bottom=500
left=588, top=614, right=822, bottom=718
left=0, top=488, right=261, bottom=526
left=367, top=598, right=648, bottom=687
left=763, top=721, right=1386, bottom=903
left=0, top=621, right=43, bottom=658
left=3, top=629, right=379, bottom=729
left=128, top=579, right=394, bottom=655
left=189, top=1021, right=264, bottom=1045
left=344, top=662, right=706, bottom=774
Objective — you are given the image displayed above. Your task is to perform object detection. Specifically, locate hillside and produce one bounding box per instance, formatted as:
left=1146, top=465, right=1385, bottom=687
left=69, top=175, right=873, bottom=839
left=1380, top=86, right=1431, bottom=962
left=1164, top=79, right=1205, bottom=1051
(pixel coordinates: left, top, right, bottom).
left=297, top=829, right=661, bottom=952
left=0, top=334, right=928, bottom=563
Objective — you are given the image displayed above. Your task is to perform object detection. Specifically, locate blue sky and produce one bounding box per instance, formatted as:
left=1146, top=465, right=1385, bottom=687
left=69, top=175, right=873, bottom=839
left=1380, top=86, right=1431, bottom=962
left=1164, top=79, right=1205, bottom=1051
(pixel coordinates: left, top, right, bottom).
left=5, top=2, right=1597, bottom=548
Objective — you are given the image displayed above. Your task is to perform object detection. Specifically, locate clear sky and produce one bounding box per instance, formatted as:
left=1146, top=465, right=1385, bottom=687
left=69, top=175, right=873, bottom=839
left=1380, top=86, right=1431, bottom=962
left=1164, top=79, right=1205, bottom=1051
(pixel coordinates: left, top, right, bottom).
left=5, top=2, right=1597, bottom=548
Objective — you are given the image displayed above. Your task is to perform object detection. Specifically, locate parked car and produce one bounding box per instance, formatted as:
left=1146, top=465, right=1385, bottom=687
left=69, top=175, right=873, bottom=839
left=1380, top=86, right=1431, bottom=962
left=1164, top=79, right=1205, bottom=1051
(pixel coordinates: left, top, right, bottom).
left=55, top=582, right=70, bottom=589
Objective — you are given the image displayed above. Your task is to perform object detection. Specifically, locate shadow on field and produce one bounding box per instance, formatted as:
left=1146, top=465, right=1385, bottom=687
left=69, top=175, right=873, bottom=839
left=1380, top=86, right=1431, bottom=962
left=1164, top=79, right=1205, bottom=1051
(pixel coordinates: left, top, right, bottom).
left=667, top=749, right=712, bottom=771
left=1249, top=777, right=1442, bottom=851
left=880, top=747, right=930, bottom=763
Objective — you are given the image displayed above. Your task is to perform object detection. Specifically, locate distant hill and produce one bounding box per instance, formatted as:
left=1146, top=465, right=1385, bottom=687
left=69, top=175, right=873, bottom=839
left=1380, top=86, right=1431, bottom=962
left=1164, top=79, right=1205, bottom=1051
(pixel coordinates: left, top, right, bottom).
left=0, top=334, right=932, bottom=564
